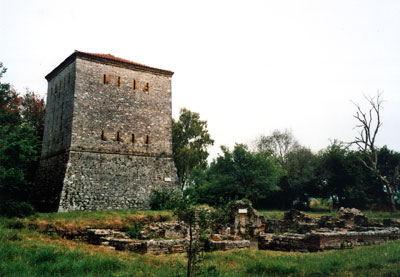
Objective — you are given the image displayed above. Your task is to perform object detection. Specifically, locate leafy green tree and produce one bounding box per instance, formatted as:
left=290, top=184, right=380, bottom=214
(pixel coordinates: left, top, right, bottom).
left=173, top=197, right=210, bottom=277
left=197, top=144, right=281, bottom=208
left=172, top=108, right=214, bottom=190
left=0, top=63, right=22, bottom=128
left=285, top=147, right=319, bottom=207
left=21, top=90, right=46, bottom=141
left=0, top=63, right=41, bottom=217
left=0, top=124, right=40, bottom=216
left=317, top=141, right=375, bottom=209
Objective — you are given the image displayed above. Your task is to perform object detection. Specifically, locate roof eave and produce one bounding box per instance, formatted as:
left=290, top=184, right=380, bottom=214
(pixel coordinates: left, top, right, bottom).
left=45, top=51, right=174, bottom=81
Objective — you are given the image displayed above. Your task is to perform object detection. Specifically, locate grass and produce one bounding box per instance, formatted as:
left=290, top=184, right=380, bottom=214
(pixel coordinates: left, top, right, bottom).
left=14, top=209, right=173, bottom=236
left=1, top=209, right=400, bottom=276
left=260, top=208, right=400, bottom=222
left=259, top=210, right=338, bottom=220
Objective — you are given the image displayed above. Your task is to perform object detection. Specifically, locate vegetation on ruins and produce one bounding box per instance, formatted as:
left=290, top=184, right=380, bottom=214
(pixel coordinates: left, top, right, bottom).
left=1, top=210, right=400, bottom=276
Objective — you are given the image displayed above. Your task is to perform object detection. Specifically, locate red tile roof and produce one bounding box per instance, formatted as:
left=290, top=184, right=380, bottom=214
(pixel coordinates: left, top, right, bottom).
left=46, top=50, right=174, bottom=81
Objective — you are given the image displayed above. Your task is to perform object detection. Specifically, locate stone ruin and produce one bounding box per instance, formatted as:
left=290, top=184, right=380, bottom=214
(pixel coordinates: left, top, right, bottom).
left=78, top=202, right=400, bottom=255
left=259, top=207, right=400, bottom=252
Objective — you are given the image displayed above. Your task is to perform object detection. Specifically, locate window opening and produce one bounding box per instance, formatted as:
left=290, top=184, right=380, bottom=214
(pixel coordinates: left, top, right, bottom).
left=143, top=82, right=150, bottom=93
left=116, top=76, right=121, bottom=87
left=116, top=131, right=120, bottom=143
left=101, top=130, right=106, bottom=141
left=103, top=74, right=107, bottom=84
left=145, top=135, right=151, bottom=145
left=131, top=133, right=136, bottom=143
left=133, top=80, right=137, bottom=90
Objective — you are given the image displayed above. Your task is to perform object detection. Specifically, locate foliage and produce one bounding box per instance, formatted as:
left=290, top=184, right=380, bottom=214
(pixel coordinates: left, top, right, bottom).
left=126, top=222, right=143, bottom=239
left=0, top=63, right=44, bottom=217
left=0, top=64, right=21, bottom=128
left=271, top=147, right=319, bottom=209
left=149, top=189, right=183, bottom=210
left=173, top=198, right=211, bottom=277
left=317, top=140, right=392, bottom=209
left=192, top=144, right=281, bottom=208
left=20, top=89, right=46, bottom=141
left=255, top=129, right=300, bottom=167
left=172, top=108, right=214, bottom=190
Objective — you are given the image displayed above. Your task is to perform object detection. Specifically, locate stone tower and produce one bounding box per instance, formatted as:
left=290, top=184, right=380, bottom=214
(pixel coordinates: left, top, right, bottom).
left=34, top=51, right=178, bottom=212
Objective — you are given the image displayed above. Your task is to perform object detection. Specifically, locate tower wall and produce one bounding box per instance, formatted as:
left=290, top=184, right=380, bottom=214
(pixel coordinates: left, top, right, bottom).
left=34, top=52, right=178, bottom=212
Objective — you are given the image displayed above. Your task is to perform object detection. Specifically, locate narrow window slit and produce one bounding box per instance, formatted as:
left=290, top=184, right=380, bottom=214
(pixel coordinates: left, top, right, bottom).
left=143, top=82, right=150, bottom=93
left=145, top=135, right=151, bottom=145
left=101, top=130, right=105, bottom=141
left=116, top=131, right=120, bottom=143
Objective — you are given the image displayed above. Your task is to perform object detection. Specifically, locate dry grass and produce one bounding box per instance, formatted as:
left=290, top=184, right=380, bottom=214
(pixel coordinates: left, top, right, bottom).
left=20, top=210, right=173, bottom=235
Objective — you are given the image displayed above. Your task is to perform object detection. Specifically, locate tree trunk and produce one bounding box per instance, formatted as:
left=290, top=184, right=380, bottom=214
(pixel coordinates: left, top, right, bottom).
left=385, top=181, right=397, bottom=212
left=187, top=217, right=193, bottom=277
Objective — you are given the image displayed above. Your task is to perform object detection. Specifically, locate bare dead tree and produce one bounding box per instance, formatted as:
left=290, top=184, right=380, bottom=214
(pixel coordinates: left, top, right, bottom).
left=352, top=92, right=398, bottom=211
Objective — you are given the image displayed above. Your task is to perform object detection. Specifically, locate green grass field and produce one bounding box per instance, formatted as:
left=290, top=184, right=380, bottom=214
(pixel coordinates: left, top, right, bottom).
left=1, top=210, right=400, bottom=276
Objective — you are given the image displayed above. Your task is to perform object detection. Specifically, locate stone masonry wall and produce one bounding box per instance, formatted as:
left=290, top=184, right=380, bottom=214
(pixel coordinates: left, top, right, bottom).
left=58, top=151, right=176, bottom=211
left=41, top=61, right=75, bottom=158
left=71, top=58, right=173, bottom=156
left=33, top=152, right=70, bottom=212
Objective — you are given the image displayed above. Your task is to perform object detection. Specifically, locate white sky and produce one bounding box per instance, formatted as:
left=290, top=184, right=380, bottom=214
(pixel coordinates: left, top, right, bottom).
left=1, top=0, right=400, bottom=160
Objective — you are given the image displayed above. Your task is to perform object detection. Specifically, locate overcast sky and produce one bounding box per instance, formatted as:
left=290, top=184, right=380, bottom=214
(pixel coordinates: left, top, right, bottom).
left=1, top=0, right=400, bottom=159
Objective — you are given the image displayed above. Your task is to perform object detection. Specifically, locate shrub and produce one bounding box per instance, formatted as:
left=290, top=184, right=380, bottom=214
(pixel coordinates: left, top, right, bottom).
left=149, top=189, right=182, bottom=210
left=126, top=223, right=143, bottom=239
left=0, top=201, right=35, bottom=218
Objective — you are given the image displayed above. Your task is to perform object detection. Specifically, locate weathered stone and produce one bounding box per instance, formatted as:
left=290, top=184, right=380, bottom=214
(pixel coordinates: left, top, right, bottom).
left=259, top=227, right=400, bottom=252
left=208, top=240, right=250, bottom=251
left=383, top=218, right=400, bottom=228
left=284, top=209, right=313, bottom=223
left=33, top=51, right=178, bottom=212
left=338, top=207, right=369, bottom=228
left=231, top=200, right=266, bottom=237
left=141, top=221, right=188, bottom=239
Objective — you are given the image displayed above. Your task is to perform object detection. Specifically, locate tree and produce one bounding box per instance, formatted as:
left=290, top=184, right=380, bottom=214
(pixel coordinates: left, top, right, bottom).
left=284, top=147, right=319, bottom=207
left=172, top=108, right=214, bottom=190
left=352, top=93, right=399, bottom=211
left=0, top=63, right=22, bottom=128
left=317, top=141, right=372, bottom=209
left=0, top=63, right=40, bottom=217
left=21, top=89, right=46, bottom=141
left=255, top=129, right=300, bottom=167
left=199, top=144, right=281, bottom=208
left=173, top=198, right=211, bottom=277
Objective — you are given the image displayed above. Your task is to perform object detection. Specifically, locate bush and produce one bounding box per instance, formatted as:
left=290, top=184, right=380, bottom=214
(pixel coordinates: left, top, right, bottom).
left=0, top=201, right=35, bottom=218
left=126, top=223, right=143, bottom=239
left=149, top=189, right=182, bottom=210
